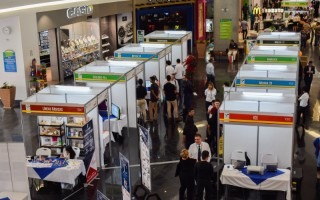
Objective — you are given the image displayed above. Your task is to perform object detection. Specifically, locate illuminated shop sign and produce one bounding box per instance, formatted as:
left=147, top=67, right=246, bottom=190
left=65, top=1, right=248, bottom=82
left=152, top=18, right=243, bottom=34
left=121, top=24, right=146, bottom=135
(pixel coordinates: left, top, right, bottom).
left=67, top=5, right=93, bottom=19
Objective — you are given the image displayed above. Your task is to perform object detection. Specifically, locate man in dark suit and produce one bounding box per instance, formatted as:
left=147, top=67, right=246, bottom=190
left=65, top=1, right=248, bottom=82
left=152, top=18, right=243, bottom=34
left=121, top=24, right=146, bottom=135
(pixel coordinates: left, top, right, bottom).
left=303, top=61, right=316, bottom=92
left=194, top=150, right=214, bottom=200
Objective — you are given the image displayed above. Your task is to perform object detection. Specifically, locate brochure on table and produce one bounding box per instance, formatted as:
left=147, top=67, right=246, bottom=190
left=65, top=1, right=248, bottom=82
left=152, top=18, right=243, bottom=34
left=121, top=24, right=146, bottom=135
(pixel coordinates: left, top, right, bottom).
left=256, top=32, right=301, bottom=46
left=138, top=125, right=151, bottom=191
left=219, top=91, right=296, bottom=169
left=144, top=30, right=192, bottom=65
left=20, top=91, right=103, bottom=183
left=114, top=43, right=171, bottom=84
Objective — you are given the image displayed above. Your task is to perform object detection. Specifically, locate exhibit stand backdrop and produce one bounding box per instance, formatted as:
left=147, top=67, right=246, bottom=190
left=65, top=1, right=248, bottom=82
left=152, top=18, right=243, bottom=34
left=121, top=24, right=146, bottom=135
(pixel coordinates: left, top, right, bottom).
left=114, top=43, right=172, bottom=83
left=144, top=30, right=192, bottom=65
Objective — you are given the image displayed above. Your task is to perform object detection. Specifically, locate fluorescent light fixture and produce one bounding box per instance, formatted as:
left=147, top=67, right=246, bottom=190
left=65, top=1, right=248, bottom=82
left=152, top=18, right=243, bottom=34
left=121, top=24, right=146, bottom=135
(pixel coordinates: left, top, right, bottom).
left=54, top=85, right=91, bottom=92
left=254, top=46, right=289, bottom=50
left=242, top=92, right=283, bottom=97
left=253, top=64, right=288, bottom=70
left=0, top=0, right=88, bottom=14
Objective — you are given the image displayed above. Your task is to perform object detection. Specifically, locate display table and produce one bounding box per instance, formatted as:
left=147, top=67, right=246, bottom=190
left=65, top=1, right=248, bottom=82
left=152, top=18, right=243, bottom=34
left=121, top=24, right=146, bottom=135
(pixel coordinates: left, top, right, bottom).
left=0, top=192, right=28, bottom=200
left=102, top=131, right=115, bottom=147
left=103, top=114, right=127, bottom=134
left=27, top=159, right=86, bottom=186
left=221, top=165, right=291, bottom=200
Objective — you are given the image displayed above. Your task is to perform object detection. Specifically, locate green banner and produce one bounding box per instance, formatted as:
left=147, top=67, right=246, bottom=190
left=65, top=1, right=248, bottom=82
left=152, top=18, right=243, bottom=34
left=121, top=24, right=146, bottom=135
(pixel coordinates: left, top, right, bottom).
left=247, top=56, right=298, bottom=63
left=74, top=73, right=125, bottom=82
left=219, top=19, right=232, bottom=40
left=281, top=1, right=308, bottom=7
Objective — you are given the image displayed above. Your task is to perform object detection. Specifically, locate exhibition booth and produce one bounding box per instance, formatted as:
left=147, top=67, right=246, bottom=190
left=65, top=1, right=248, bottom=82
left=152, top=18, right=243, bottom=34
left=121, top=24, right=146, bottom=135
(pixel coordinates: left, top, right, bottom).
left=256, top=32, right=301, bottom=46
left=220, top=91, right=296, bottom=169
left=114, top=43, right=172, bottom=83
left=144, top=31, right=192, bottom=65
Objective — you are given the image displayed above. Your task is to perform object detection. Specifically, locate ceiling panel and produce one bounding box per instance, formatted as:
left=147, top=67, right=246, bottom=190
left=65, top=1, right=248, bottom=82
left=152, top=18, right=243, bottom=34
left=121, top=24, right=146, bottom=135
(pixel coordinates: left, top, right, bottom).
left=0, top=0, right=63, bottom=10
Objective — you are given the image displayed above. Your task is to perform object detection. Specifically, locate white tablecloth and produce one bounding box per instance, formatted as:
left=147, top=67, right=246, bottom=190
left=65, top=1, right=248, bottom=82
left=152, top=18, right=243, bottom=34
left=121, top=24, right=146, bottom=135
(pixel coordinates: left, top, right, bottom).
left=103, top=114, right=127, bottom=134
left=27, top=159, right=86, bottom=186
left=0, top=192, right=28, bottom=200
left=102, top=131, right=115, bottom=148
left=220, top=165, right=291, bottom=200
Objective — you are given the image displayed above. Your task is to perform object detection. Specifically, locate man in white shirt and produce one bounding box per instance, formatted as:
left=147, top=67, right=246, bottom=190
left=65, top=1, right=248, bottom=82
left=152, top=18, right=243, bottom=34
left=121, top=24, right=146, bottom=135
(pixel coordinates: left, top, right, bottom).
left=205, top=58, right=215, bottom=84
left=165, top=60, right=175, bottom=77
left=188, top=133, right=211, bottom=162
left=174, top=59, right=184, bottom=105
left=297, top=87, right=309, bottom=127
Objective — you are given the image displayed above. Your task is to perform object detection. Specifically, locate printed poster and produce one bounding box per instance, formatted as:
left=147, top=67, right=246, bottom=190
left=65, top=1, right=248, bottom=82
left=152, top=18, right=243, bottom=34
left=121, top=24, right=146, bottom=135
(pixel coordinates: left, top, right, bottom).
left=83, top=120, right=98, bottom=183
left=117, top=12, right=133, bottom=47
left=3, top=50, right=17, bottom=72
left=219, top=19, right=232, bottom=40
left=138, top=125, right=151, bottom=191
left=137, top=30, right=145, bottom=43
left=120, top=153, right=131, bottom=200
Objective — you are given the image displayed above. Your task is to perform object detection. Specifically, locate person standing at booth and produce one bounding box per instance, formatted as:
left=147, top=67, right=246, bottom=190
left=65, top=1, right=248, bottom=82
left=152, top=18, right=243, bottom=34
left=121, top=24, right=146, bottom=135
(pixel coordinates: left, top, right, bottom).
left=303, top=61, right=315, bottom=92
left=183, top=108, right=198, bottom=149
left=136, top=79, right=147, bottom=124
left=165, top=60, right=174, bottom=77
left=227, top=39, right=238, bottom=63
left=297, top=87, right=309, bottom=128
left=175, top=59, right=184, bottom=105
left=149, top=76, right=159, bottom=123
left=205, top=58, right=215, bottom=84
left=188, top=133, right=211, bottom=162
left=163, top=75, right=179, bottom=121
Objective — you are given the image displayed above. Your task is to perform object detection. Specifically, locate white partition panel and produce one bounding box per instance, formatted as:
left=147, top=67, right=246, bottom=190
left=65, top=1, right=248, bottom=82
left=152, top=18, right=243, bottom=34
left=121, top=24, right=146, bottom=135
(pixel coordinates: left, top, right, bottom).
left=0, top=143, right=13, bottom=192
left=127, top=78, right=137, bottom=127
left=35, top=95, right=67, bottom=103
left=86, top=108, right=101, bottom=167
left=172, top=45, right=181, bottom=66
left=159, top=57, right=166, bottom=82
left=182, top=40, right=188, bottom=61
left=238, top=71, right=267, bottom=77
left=259, top=102, right=294, bottom=114
left=145, top=61, right=159, bottom=81
left=111, top=84, right=127, bottom=115
left=224, top=125, right=258, bottom=165
left=8, top=143, right=29, bottom=194
left=258, top=126, right=293, bottom=168
left=267, top=89, right=295, bottom=94
left=222, top=101, right=259, bottom=112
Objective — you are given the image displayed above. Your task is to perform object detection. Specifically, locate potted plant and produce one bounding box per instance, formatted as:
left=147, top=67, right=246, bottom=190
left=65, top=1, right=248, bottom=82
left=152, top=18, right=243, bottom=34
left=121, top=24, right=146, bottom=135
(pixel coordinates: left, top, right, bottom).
left=0, top=82, right=16, bottom=109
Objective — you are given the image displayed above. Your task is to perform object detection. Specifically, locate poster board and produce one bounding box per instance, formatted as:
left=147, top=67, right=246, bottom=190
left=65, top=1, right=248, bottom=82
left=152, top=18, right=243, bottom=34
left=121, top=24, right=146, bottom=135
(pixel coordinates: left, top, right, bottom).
left=120, top=153, right=131, bottom=200
left=138, top=125, right=151, bottom=191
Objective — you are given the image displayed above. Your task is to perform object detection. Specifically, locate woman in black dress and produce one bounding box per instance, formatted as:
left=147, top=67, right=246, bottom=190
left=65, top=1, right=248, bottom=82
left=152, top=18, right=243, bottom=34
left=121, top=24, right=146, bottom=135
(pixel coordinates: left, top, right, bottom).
left=175, top=149, right=196, bottom=200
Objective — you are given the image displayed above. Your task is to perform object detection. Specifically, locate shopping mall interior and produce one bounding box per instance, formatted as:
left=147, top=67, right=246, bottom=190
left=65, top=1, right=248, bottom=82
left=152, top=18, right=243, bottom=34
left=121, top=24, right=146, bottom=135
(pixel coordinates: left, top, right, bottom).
left=1, top=0, right=320, bottom=200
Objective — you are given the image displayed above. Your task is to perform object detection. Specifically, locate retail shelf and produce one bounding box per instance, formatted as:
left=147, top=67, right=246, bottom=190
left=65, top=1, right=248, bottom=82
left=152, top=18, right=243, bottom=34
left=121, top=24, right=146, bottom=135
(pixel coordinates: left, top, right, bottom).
left=62, top=49, right=100, bottom=62
left=39, top=134, right=62, bottom=137
left=66, top=123, right=85, bottom=127
left=102, top=43, right=110, bottom=47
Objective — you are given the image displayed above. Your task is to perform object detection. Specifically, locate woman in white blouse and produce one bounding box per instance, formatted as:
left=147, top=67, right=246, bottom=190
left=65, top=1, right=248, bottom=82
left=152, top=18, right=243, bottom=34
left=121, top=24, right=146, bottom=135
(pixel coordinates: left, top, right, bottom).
left=204, top=82, right=217, bottom=111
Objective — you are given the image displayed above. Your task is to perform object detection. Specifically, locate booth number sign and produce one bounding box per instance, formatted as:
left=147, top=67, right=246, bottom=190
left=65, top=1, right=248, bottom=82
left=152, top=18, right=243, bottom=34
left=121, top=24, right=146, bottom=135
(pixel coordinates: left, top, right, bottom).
left=67, top=5, right=93, bottom=19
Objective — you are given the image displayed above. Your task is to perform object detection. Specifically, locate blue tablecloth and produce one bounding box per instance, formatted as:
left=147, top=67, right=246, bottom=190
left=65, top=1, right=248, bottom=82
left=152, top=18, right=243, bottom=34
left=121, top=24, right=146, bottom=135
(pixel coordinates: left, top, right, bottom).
left=31, top=158, right=68, bottom=180
left=240, top=168, right=284, bottom=185
left=0, top=198, right=10, bottom=200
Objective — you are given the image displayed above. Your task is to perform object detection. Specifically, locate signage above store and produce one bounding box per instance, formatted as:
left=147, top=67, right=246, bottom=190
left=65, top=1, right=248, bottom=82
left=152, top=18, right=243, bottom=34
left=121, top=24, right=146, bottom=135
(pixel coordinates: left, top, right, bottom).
left=281, top=1, right=308, bottom=7
left=21, top=104, right=85, bottom=115
left=66, top=5, right=93, bottom=19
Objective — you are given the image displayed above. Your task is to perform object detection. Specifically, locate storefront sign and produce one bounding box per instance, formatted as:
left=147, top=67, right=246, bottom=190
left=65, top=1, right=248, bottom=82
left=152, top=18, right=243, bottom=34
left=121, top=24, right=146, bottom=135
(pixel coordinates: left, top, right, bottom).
left=197, top=1, right=204, bottom=39
left=67, top=5, right=93, bottom=19
left=21, top=104, right=85, bottom=115
left=257, top=40, right=300, bottom=46
left=281, top=1, right=308, bottom=7
left=219, top=19, right=232, bottom=40
left=114, top=52, right=158, bottom=60
left=247, top=56, right=298, bottom=63
left=219, top=112, right=293, bottom=125
left=120, top=153, right=131, bottom=200
left=138, top=125, right=151, bottom=191
left=83, top=120, right=98, bottom=184
left=236, top=78, right=296, bottom=87
left=74, top=73, right=125, bottom=82
left=97, top=190, right=110, bottom=200
left=3, top=50, right=17, bottom=72
left=137, top=30, right=145, bottom=43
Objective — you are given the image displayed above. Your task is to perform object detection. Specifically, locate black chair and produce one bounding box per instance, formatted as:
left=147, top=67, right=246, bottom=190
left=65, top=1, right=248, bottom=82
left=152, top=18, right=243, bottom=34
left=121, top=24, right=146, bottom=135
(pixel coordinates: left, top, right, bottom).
left=133, top=185, right=149, bottom=200
left=145, top=193, right=161, bottom=200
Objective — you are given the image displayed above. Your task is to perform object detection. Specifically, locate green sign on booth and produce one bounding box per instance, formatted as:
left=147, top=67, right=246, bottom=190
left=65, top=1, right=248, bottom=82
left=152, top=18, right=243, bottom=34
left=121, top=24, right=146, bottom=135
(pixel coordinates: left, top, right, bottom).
left=247, top=56, right=298, bottom=63
left=74, top=73, right=125, bottom=82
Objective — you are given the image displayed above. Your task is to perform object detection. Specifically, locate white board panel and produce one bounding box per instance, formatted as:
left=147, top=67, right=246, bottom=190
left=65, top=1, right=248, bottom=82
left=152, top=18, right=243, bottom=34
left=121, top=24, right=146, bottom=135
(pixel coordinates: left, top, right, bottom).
left=111, top=84, right=127, bottom=115
left=127, top=78, right=137, bottom=127
left=182, top=40, right=188, bottom=62
left=145, top=61, right=159, bottom=81
left=0, top=143, right=13, bottom=192
left=172, top=44, right=181, bottom=66
left=224, top=125, right=258, bottom=165
left=159, top=57, right=166, bottom=83
left=8, top=143, right=29, bottom=194
left=258, top=126, right=293, bottom=168
left=222, top=101, right=259, bottom=112
left=238, top=70, right=267, bottom=77
left=259, top=102, right=294, bottom=114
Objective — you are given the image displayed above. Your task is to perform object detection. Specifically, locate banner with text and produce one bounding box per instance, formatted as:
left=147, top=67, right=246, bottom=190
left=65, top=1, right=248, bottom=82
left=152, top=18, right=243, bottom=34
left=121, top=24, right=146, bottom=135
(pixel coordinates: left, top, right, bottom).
left=138, top=125, right=151, bottom=191
left=120, top=153, right=131, bottom=200
left=83, top=120, right=98, bottom=183
left=219, top=19, right=232, bottom=40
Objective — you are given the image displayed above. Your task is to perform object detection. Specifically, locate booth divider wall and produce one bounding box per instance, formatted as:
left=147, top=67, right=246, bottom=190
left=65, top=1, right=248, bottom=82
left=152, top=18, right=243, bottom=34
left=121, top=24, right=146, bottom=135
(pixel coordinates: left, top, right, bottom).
left=144, top=31, right=192, bottom=65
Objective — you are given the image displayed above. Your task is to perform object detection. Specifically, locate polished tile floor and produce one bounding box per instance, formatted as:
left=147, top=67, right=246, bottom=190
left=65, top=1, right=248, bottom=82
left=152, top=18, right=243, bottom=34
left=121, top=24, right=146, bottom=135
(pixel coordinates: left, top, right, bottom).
left=1, top=44, right=320, bottom=200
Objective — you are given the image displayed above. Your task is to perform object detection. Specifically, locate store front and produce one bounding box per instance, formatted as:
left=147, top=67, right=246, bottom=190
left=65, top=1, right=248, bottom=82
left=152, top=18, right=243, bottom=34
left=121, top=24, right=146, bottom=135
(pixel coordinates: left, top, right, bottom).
left=36, top=2, right=132, bottom=83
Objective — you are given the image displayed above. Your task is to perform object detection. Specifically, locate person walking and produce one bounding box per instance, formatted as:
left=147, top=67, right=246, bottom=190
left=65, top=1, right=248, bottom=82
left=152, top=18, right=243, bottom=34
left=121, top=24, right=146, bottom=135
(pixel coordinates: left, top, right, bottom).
left=207, top=100, right=221, bottom=155
left=204, top=82, right=216, bottom=112
left=303, top=61, right=315, bottom=92
left=163, top=75, right=179, bottom=121
left=183, top=108, right=198, bottom=149
left=149, top=76, right=159, bottom=123
left=194, top=150, right=214, bottom=200
left=188, top=133, right=211, bottom=162
left=175, top=58, right=184, bottom=105
left=136, top=79, right=147, bottom=124
left=228, top=39, right=238, bottom=62
left=240, top=19, right=248, bottom=40
left=205, top=58, right=215, bottom=84
left=297, top=87, right=309, bottom=128
left=175, top=149, right=196, bottom=200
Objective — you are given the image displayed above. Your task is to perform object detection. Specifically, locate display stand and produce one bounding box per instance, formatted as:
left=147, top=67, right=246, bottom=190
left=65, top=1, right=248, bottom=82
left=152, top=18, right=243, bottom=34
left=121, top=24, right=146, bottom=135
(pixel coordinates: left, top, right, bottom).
left=256, top=32, right=300, bottom=47
left=144, top=31, right=192, bottom=65
left=234, top=63, right=298, bottom=94
left=220, top=91, right=296, bottom=168
left=114, top=43, right=172, bottom=83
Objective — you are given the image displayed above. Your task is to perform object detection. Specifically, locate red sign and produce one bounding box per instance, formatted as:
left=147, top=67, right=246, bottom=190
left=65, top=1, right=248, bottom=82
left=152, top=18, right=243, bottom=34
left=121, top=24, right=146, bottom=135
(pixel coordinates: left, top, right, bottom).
left=21, top=104, right=85, bottom=115
left=219, top=112, right=293, bottom=125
